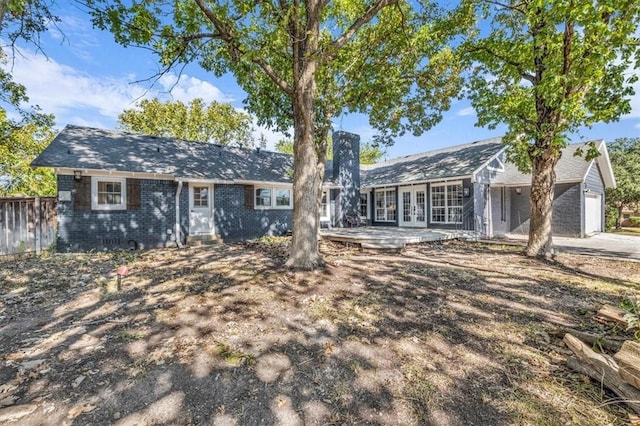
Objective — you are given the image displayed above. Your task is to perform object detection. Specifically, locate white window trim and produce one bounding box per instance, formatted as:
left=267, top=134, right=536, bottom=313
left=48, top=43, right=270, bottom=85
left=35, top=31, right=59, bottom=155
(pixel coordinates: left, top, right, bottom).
left=320, top=191, right=331, bottom=221
left=91, top=177, right=127, bottom=210
left=430, top=181, right=463, bottom=224
left=254, top=186, right=293, bottom=210
left=359, top=192, right=370, bottom=220
left=375, top=188, right=397, bottom=222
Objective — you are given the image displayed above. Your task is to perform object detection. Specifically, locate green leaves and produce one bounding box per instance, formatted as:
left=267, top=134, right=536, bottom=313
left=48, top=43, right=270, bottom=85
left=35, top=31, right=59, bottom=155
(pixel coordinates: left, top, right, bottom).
left=606, top=138, right=640, bottom=211
left=466, top=1, right=640, bottom=170
left=0, top=110, right=56, bottom=196
left=117, top=98, right=255, bottom=148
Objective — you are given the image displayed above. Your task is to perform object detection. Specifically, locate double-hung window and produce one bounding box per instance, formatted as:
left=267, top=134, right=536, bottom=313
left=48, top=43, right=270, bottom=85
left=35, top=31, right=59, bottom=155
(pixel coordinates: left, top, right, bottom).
left=359, top=193, right=369, bottom=219
left=374, top=188, right=396, bottom=222
left=430, top=182, right=463, bottom=224
left=255, top=187, right=292, bottom=209
left=92, top=177, right=126, bottom=210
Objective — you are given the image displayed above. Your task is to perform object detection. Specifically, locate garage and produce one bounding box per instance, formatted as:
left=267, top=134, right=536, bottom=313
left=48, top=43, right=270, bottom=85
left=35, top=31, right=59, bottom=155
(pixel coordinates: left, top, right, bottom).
left=584, top=193, right=602, bottom=234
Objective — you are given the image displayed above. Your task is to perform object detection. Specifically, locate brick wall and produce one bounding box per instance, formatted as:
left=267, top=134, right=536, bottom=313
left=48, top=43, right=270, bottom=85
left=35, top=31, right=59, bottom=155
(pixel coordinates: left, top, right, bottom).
left=214, top=184, right=292, bottom=241
left=509, top=183, right=581, bottom=236
left=57, top=175, right=179, bottom=251
left=332, top=131, right=361, bottom=227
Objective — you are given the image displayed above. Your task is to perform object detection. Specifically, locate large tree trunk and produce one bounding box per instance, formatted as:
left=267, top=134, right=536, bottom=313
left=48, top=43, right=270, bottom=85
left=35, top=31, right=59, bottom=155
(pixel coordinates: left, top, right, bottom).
left=285, top=0, right=323, bottom=269
left=526, top=149, right=560, bottom=257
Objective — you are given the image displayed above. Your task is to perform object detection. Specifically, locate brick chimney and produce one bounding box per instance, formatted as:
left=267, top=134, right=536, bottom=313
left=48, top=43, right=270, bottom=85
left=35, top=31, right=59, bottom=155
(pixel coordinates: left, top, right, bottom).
left=332, top=130, right=361, bottom=227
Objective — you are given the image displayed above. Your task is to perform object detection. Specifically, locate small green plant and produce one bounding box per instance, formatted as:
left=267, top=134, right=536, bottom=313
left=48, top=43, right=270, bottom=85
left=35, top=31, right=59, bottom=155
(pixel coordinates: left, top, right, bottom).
left=630, top=217, right=640, bottom=227
left=620, top=297, right=640, bottom=340
left=119, top=330, right=144, bottom=341
left=212, top=342, right=256, bottom=366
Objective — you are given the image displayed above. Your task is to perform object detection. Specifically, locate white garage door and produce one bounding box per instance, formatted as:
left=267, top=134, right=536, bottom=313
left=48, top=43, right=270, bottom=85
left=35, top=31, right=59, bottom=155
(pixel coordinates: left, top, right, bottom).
left=585, top=194, right=602, bottom=234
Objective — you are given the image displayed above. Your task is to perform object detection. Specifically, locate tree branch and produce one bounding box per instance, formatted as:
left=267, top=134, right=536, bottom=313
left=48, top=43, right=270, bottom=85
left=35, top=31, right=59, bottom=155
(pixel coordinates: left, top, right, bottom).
left=468, top=45, right=535, bottom=83
left=193, top=0, right=293, bottom=96
left=322, top=0, right=397, bottom=64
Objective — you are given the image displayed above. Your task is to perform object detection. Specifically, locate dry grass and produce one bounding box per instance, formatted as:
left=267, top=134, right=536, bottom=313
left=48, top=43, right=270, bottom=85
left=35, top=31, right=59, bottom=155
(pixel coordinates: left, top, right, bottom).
left=1, top=239, right=639, bottom=424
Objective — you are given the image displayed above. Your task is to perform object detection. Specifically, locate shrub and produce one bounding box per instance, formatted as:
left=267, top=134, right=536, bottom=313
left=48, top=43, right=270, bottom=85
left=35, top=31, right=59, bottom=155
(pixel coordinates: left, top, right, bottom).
left=605, top=204, right=618, bottom=230
left=630, top=216, right=640, bottom=227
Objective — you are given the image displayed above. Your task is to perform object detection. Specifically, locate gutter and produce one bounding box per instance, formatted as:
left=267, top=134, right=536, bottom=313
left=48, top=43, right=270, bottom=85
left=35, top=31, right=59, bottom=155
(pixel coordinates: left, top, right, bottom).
left=175, top=181, right=183, bottom=248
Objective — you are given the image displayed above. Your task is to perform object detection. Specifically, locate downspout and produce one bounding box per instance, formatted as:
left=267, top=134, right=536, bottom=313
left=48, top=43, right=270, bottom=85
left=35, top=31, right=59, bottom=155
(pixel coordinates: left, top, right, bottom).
left=175, top=181, right=184, bottom=248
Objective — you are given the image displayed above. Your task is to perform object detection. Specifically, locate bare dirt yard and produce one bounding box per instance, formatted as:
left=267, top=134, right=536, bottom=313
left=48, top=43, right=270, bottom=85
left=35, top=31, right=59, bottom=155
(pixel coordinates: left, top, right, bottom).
left=1, top=239, right=640, bottom=425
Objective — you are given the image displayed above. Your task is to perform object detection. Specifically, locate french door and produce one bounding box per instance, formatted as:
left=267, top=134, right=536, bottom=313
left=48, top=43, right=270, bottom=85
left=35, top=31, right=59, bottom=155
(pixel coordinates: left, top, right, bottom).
left=399, top=185, right=427, bottom=227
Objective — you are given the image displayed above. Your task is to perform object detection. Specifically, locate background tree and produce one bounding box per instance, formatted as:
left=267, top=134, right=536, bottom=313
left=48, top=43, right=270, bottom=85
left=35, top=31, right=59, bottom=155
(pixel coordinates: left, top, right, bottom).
left=275, top=137, right=385, bottom=165
left=465, top=1, right=640, bottom=256
left=0, top=0, right=59, bottom=196
left=0, top=110, right=56, bottom=196
left=118, top=98, right=255, bottom=147
left=606, top=137, right=640, bottom=228
left=88, top=0, right=469, bottom=269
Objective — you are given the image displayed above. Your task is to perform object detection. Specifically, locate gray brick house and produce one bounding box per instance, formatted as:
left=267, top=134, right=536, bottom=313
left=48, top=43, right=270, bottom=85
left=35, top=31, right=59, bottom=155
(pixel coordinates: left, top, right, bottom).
left=32, top=125, right=615, bottom=252
left=360, top=139, right=615, bottom=238
left=32, top=125, right=359, bottom=251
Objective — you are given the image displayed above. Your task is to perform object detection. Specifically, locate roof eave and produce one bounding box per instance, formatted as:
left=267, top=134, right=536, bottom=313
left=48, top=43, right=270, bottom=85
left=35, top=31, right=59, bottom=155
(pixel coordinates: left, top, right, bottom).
left=595, top=140, right=616, bottom=189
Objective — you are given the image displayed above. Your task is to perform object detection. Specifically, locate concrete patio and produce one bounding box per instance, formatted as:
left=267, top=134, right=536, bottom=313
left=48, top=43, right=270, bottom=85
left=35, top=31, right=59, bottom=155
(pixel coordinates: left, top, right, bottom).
left=320, top=226, right=475, bottom=249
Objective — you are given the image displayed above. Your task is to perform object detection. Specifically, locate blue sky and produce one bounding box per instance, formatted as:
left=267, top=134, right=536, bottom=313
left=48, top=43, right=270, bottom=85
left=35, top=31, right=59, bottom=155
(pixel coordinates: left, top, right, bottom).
left=8, top=3, right=640, bottom=159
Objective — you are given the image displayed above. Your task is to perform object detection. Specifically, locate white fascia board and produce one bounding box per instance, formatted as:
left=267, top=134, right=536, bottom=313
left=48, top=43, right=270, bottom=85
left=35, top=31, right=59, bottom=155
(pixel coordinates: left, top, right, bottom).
left=232, top=179, right=293, bottom=187
left=596, top=140, right=617, bottom=189
left=176, top=177, right=233, bottom=184
left=497, top=179, right=583, bottom=187
left=57, top=167, right=174, bottom=180
left=470, top=146, right=508, bottom=183
left=361, top=175, right=473, bottom=190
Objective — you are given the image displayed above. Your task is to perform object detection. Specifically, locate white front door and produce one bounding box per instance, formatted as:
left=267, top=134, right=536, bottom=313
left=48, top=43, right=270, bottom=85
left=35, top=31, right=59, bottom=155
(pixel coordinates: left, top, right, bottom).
left=399, top=185, right=427, bottom=227
left=189, top=184, right=215, bottom=235
left=585, top=193, right=602, bottom=234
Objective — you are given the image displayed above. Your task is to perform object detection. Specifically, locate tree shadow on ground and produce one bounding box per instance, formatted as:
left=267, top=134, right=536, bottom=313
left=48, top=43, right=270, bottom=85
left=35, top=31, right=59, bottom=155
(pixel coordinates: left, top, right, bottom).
left=0, top=239, right=636, bottom=424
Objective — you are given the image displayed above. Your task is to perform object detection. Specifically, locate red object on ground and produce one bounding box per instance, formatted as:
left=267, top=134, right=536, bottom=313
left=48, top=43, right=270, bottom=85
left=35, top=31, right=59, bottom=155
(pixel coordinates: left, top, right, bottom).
left=117, top=265, right=129, bottom=276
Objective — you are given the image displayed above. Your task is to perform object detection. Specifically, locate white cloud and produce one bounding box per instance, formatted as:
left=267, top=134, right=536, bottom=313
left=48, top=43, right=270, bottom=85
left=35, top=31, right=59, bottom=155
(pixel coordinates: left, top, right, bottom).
left=252, top=124, right=289, bottom=152
left=157, top=74, right=233, bottom=104
left=6, top=48, right=235, bottom=128
left=457, top=107, right=475, bottom=117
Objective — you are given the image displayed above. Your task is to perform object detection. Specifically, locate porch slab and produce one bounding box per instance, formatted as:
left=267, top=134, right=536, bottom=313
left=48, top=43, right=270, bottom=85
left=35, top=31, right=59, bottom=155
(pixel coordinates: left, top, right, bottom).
left=320, top=226, right=474, bottom=249
left=186, top=234, right=222, bottom=246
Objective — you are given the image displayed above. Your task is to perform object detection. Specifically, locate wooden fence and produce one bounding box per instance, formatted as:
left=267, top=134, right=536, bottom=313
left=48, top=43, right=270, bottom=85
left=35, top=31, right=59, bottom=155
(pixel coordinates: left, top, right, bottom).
left=0, top=197, right=57, bottom=256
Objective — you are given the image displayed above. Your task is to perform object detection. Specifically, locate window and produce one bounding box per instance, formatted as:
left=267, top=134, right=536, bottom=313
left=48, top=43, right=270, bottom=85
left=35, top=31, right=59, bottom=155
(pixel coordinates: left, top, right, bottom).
left=320, top=191, right=330, bottom=220
left=193, top=186, right=209, bottom=207
left=375, top=188, right=396, bottom=222
left=91, top=177, right=126, bottom=210
left=256, top=188, right=272, bottom=207
left=275, top=189, right=291, bottom=207
left=430, top=182, right=463, bottom=224
left=359, top=193, right=368, bottom=218
left=255, top=187, right=292, bottom=209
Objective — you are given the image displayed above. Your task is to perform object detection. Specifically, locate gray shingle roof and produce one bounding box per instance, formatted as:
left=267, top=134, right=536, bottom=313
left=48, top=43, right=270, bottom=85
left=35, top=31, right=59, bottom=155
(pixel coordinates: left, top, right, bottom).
left=361, top=137, right=505, bottom=187
left=32, top=125, right=297, bottom=183
left=493, top=141, right=603, bottom=185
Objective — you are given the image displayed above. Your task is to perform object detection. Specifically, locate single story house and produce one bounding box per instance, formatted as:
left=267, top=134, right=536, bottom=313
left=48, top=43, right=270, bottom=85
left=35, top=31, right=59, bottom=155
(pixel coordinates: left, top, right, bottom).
left=31, top=125, right=615, bottom=251
left=360, top=138, right=615, bottom=238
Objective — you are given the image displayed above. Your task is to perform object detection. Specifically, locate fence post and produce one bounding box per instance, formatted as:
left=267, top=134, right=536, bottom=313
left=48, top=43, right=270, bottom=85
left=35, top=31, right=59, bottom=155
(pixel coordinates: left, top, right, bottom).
left=35, top=197, right=41, bottom=255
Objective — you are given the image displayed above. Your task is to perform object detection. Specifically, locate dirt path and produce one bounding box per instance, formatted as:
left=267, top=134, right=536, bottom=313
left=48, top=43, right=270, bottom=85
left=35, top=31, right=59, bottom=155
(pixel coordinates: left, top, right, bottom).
left=1, top=240, right=639, bottom=425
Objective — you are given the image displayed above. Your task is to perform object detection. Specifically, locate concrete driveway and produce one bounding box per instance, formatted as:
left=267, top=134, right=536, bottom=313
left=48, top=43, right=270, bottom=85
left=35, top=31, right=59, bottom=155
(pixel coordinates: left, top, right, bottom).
left=508, top=233, right=640, bottom=261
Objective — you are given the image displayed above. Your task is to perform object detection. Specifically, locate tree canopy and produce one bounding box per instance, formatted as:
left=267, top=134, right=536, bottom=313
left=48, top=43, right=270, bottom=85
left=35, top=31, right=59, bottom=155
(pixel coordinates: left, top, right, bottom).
left=0, top=0, right=58, bottom=196
left=0, top=109, right=56, bottom=196
left=87, top=0, right=471, bottom=268
left=465, top=0, right=640, bottom=256
left=606, top=137, right=640, bottom=226
left=275, top=137, right=384, bottom=165
left=118, top=98, right=255, bottom=147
